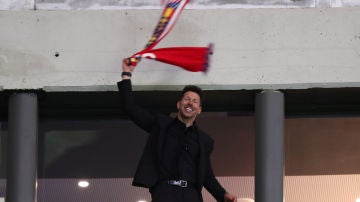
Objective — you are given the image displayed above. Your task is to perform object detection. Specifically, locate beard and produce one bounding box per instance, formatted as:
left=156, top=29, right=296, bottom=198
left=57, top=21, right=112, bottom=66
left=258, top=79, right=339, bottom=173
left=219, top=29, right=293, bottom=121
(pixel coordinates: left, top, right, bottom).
left=178, top=105, right=198, bottom=120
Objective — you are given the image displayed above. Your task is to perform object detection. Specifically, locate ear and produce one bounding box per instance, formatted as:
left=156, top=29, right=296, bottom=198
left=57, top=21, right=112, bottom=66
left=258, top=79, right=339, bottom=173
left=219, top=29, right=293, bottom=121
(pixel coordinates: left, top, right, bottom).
left=198, top=106, right=202, bottom=114
left=177, top=101, right=180, bottom=110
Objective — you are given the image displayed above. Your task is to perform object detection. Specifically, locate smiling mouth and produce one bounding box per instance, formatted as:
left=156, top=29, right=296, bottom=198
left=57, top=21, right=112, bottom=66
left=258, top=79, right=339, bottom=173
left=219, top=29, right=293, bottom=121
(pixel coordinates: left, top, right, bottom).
left=185, top=107, right=193, bottom=112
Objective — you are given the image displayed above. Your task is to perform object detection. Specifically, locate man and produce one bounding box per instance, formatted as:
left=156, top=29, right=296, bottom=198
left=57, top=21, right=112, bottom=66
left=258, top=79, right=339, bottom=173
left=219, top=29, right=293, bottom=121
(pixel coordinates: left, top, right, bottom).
left=118, top=59, right=237, bottom=202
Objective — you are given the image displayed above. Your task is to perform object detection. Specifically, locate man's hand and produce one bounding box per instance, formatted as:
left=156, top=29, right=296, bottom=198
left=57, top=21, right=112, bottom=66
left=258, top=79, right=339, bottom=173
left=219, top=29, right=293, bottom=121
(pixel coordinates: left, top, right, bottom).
left=122, top=58, right=137, bottom=79
left=224, top=192, right=237, bottom=202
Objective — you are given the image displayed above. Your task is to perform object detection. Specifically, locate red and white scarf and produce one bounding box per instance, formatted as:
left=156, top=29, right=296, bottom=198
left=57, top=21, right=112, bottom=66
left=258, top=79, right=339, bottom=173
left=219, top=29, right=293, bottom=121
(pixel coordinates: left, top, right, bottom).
left=127, top=0, right=212, bottom=72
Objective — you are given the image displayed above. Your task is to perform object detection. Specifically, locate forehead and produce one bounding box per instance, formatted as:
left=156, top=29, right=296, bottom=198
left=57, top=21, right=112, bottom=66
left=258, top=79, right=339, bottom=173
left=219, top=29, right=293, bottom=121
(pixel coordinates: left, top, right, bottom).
left=182, top=91, right=201, bottom=100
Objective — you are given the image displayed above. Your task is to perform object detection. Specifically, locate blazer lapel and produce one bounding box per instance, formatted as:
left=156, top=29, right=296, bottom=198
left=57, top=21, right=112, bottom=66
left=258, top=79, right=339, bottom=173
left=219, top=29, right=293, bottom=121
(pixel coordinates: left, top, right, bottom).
left=157, top=117, right=176, bottom=162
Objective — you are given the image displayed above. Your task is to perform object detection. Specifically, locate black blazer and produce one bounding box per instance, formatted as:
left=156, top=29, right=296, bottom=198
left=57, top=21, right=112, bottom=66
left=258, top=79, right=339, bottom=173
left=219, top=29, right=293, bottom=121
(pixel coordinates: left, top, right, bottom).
left=118, top=80, right=226, bottom=202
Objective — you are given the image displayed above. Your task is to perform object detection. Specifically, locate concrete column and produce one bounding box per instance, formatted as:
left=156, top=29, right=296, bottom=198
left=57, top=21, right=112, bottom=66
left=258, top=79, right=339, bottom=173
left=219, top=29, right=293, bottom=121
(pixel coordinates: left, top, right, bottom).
left=0, top=122, right=5, bottom=178
left=7, top=93, right=38, bottom=202
left=255, top=90, right=284, bottom=202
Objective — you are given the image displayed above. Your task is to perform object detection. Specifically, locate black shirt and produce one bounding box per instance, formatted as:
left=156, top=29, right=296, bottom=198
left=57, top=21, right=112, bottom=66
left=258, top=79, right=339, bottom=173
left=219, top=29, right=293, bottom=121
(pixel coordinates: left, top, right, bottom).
left=160, top=117, right=199, bottom=183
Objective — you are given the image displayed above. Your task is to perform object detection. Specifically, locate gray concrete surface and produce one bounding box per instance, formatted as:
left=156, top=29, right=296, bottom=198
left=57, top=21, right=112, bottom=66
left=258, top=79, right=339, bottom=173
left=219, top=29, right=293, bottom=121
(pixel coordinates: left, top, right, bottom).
left=1, top=6, right=360, bottom=91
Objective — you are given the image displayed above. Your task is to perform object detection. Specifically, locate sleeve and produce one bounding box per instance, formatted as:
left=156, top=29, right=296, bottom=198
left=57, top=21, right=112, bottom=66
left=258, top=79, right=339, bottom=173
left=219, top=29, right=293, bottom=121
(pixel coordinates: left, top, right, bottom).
left=117, top=80, right=156, bottom=133
left=203, top=144, right=227, bottom=202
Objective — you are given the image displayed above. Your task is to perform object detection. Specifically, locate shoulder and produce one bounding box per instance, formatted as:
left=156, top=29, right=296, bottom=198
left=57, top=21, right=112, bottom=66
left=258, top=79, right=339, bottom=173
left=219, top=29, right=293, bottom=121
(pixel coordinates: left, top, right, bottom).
left=151, top=113, right=175, bottom=128
left=197, top=129, right=214, bottom=146
left=155, top=113, right=173, bottom=122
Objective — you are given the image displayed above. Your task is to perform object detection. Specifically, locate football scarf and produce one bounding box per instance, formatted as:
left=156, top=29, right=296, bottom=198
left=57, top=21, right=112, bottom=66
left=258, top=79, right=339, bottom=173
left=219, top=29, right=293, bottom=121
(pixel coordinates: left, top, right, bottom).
left=127, top=0, right=212, bottom=72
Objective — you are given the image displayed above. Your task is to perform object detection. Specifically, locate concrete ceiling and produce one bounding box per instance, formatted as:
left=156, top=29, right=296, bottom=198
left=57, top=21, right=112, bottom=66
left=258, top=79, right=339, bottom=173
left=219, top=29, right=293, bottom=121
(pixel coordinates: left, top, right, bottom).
left=1, top=0, right=360, bottom=10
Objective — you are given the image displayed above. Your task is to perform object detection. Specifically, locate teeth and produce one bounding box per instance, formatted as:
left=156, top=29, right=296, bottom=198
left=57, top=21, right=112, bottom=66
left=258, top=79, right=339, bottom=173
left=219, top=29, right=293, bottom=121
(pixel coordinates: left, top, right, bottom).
left=185, top=107, right=192, bottom=112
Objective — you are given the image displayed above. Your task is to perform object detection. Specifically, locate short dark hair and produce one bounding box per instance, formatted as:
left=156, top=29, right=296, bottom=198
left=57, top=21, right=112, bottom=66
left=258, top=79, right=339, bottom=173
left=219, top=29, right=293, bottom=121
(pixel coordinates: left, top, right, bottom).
left=180, top=85, right=204, bottom=105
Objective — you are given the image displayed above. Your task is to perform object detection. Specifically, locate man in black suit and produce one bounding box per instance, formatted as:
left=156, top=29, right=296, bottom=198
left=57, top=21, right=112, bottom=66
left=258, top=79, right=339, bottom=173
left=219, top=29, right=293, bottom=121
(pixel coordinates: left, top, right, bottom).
left=118, top=59, right=237, bottom=202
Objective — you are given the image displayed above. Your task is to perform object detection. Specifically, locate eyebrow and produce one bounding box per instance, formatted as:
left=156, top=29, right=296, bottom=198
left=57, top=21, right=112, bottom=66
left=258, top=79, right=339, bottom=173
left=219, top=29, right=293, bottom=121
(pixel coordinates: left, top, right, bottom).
left=184, top=96, right=199, bottom=102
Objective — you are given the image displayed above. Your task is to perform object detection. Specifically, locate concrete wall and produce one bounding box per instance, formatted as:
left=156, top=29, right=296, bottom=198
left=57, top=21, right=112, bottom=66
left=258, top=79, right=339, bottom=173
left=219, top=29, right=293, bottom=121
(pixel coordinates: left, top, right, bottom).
left=31, top=175, right=360, bottom=202
left=1, top=7, right=360, bottom=91
left=2, top=0, right=360, bottom=10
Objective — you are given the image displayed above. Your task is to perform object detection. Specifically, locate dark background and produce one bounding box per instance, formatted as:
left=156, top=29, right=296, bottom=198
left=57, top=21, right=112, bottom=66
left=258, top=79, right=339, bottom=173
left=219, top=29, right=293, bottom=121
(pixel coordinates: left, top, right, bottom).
left=1, top=87, right=360, bottom=179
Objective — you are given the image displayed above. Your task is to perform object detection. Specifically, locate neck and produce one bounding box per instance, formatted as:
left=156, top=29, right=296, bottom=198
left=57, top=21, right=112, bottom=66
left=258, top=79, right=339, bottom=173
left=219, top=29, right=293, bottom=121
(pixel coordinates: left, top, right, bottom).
left=177, top=113, right=196, bottom=127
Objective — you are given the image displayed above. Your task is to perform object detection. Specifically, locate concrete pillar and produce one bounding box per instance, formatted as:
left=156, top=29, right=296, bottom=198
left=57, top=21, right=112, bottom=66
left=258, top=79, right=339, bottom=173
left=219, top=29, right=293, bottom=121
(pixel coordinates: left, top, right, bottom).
left=255, top=90, right=284, bottom=202
left=0, top=121, right=5, bottom=178
left=7, top=93, right=38, bottom=202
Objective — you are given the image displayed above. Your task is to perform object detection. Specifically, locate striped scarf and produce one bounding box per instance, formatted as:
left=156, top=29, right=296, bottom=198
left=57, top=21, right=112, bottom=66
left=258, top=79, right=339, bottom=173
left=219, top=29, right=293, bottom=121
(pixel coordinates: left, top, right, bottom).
left=127, top=0, right=212, bottom=72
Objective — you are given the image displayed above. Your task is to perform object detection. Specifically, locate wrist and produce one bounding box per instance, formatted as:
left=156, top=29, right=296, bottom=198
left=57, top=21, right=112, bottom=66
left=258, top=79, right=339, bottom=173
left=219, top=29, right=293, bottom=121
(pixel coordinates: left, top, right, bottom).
left=122, top=71, right=132, bottom=79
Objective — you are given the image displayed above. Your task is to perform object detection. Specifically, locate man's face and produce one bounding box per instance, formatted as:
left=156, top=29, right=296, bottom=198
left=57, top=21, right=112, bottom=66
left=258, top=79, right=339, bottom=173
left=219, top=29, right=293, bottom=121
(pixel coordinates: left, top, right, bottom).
left=177, top=91, right=202, bottom=120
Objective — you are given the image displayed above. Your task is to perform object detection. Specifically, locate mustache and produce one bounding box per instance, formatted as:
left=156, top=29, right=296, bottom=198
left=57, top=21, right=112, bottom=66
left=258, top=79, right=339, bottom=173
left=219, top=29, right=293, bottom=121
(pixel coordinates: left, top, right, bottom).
left=184, top=106, right=194, bottom=110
